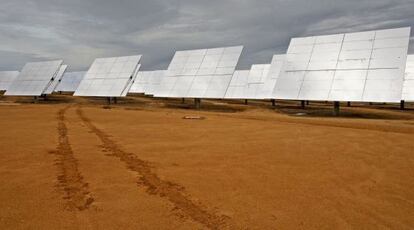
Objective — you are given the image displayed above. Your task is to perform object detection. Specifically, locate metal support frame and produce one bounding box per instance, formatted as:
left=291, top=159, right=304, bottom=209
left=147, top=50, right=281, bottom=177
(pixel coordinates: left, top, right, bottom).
left=107, top=97, right=118, bottom=105
left=194, top=98, right=201, bottom=109
left=271, top=99, right=276, bottom=107
left=334, top=101, right=340, bottom=116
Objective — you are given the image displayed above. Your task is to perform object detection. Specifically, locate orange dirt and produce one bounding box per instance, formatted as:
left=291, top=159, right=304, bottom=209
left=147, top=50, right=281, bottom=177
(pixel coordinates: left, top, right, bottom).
left=0, top=95, right=413, bottom=229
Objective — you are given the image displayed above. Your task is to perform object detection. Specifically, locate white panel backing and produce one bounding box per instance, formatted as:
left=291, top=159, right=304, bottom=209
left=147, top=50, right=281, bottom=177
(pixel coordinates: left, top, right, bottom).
left=145, top=70, right=167, bottom=95
left=74, top=55, right=141, bottom=97
left=55, top=71, right=86, bottom=92
left=5, top=60, right=63, bottom=96
left=129, top=70, right=152, bottom=94
left=44, top=65, right=67, bottom=94
left=0, top=71, right=19, bottom=91
left=273, top=27, right=410, bottom=103
left=224, top=70, right=249, bottom=99
left=259, top=55, right=286, bottom=99
left=402, top=55, right=414, bottom=101
left=121, top=64, right=141, bottom=97
left=244, top=64, right=271, bottom=99
left=154, top=46, right=243, bottom=99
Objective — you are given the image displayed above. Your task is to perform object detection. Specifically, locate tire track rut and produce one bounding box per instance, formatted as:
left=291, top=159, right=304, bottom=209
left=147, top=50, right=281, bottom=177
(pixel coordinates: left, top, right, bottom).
left=53, top=106, right=94, bottom=211
left=76, top=106, right=232, bottom=229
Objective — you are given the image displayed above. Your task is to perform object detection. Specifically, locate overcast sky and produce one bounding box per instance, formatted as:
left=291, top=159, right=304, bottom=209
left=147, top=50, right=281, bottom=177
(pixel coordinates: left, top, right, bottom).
left=0, top=0, right=413, bottom=71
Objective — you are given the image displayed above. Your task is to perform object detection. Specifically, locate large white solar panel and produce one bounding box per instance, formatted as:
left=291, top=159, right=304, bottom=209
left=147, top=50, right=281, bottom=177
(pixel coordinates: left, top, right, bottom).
left=154, top=71, right=177, bottom=97
left=273, top=27, right=410, bottom=103
left=154, top=46, right=243, bottom=98
left=259, top=55, right=286, bottom=99
left=402, top=55, right=414, bottom=102
left=145, top=70, right=167, bottom=95
left=121, top=64, right=141, bottom=97
left=0, top=71, right=19, bottom=91
left=168, top=49, right=206, bottom=98
left=5, top=60, right=63, bottom=96
left=224, top=70, right=249, bottom=99
left=74, top=55, right=142, bottom=97
left=203, top=74, right=234, bottom=98
left=244, top=64, right=271, bottom=99
left=129, top=71, right=153, bottom=94
left=43, top=65, right=67, bottom=94
left=55, top=71, right=86, bottom=92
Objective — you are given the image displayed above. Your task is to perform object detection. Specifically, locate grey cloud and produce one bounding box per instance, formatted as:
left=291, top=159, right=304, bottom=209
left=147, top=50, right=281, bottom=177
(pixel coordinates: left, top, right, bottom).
left=0, top=0, right=413, bottom=71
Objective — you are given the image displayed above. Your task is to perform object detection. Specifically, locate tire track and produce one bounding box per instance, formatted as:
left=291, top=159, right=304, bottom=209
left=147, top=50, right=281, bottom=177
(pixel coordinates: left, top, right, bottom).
left=52, top=106, right=94, bottom=211
left=76, top=106, right=232, bottom=229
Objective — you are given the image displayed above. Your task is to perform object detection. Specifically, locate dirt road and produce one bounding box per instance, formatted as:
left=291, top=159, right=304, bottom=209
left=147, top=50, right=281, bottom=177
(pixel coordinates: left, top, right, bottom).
left=0, top=96, right=413, bottom=229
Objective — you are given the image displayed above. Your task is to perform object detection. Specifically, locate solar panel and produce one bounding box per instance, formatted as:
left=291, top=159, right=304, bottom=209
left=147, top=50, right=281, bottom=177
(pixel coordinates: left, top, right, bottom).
left=258, top=55, right=286, bottom=99
left=154, top=46, right=243, bottom=98
left=145, top=70, right=167, bottom=95
left=154, top=71, right=177, bottom=97
left=273, top=27, right=410, bottom=103
left=168, top=48, right=207, bottom=98
left=43, top=65, right=67, bottom=94
left=129, top=70, right=153, bottom=94
left=55, top=71, right=86, bottom=92
left=74, top=55, right=142, bottom=97
left=245, top=64, right=271, bottom=99
left=0, top=71, right=19, bottom=91
left=5, top=60, right=63, bottom=96
left=121, top=64, right=141, bottom=97
left=402, top=55, right=414, bottom=102
left=224, top=70, right=249, bottom=99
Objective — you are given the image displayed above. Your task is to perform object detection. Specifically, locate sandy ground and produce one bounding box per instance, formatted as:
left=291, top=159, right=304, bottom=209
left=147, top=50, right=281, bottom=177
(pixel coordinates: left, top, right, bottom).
left=0, top=94, right=413, bottom=229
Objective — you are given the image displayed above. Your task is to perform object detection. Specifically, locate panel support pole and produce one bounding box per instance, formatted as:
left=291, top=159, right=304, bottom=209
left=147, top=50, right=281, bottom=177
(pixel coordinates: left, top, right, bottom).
left=194, top=98, right=201, bottom=109
left=400, top=100, right=405, bottom=110
left=306, top=100, right=310, bottom=105
left=271, top=99, right=276, bottom=107
left=301, top=100, right=305, bottom=109
left=182, top=98, right=185, bottom=104
left=334, top=101, right=340, bottom=116
left=244, top=99, right=248, bottom=105
left=347, top=102, right=351, bottom=107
